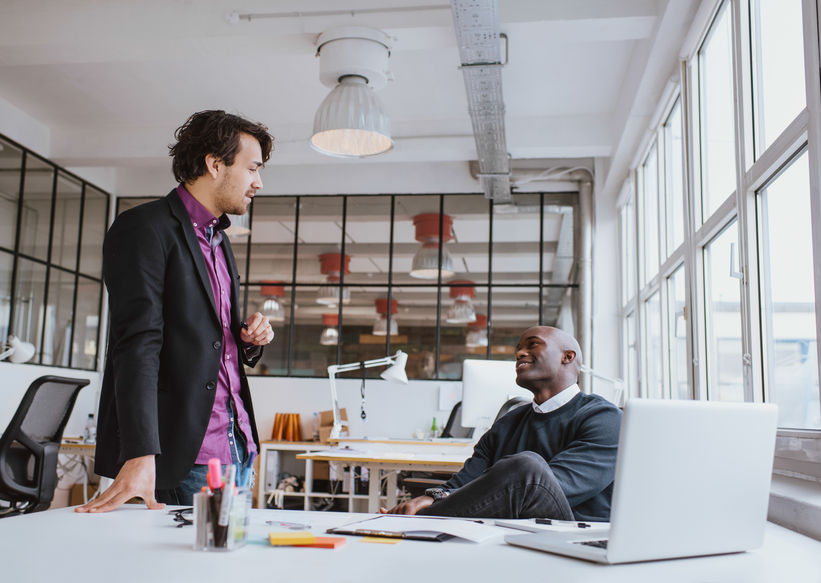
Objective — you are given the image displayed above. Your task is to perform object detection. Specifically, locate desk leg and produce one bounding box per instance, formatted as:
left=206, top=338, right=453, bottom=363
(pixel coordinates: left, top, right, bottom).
left=367, top=465, right=380, bottom=513
left=385, top=470, right=397, bottom=509
left=304, top=459, right=314, bottom=511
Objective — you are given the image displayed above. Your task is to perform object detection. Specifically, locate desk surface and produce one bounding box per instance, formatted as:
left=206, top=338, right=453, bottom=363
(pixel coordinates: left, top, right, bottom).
left=297, top=448, right=471, bottom=467
left=2, top=506, right=819, bottom=583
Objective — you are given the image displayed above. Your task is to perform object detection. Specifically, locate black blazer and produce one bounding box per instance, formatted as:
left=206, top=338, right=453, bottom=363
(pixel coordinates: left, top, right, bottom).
left=94, top=189, right=261, bottom=489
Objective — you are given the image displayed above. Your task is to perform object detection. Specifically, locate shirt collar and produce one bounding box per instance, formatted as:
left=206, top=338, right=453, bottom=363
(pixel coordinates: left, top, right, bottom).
left=532, top=383, right=580, bottom=414
left=176, top=184, right=223, bottom=232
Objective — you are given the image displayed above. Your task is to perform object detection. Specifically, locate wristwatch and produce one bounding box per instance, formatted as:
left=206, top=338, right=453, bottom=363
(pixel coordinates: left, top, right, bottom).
left=424, top=487, right=450, bottom=501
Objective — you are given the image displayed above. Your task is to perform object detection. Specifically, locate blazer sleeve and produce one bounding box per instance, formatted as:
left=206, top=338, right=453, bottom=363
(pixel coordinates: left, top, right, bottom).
left=103, top=210, right=166, bottom=461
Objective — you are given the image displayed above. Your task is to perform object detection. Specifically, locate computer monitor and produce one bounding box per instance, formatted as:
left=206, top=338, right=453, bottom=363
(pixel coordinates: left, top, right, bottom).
left=460, top=359, right=532, bottom=432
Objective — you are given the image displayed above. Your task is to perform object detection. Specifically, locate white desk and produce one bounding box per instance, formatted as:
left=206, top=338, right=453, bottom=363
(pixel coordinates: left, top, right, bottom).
left=1, top=506, right=819, bottom=583
left=297, top=443, right=474, bottom=512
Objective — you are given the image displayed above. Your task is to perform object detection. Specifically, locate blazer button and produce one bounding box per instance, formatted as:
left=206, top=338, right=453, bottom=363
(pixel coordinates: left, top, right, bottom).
left=213, top=340, right=221, bottom=350
left=206, top=381, right=216, bottom=390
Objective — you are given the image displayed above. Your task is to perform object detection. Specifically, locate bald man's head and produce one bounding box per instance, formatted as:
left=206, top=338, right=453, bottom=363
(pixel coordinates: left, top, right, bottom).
left=514, top=326, right=582, bottom=394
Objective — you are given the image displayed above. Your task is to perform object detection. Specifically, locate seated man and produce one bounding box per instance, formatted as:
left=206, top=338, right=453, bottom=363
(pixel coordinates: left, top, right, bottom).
left=383, top=326, right=621, bottom=521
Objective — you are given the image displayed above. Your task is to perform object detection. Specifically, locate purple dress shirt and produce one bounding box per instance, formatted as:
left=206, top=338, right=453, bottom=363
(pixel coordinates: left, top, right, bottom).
left=176, top=185, right=257, bottom=464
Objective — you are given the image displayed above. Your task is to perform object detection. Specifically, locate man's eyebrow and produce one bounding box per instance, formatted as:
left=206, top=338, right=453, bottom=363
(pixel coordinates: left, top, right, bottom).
left=252, top=160, right=263, bottom=167
left=516, top=335, right=543, bottom=348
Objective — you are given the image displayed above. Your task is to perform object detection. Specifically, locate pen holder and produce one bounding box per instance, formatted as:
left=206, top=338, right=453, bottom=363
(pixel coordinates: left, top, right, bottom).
left=193, top=487, right=251, bottom=551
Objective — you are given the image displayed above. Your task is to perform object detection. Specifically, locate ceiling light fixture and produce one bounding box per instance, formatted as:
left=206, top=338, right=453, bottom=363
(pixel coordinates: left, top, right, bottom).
left=260, top=281, right=286, bottom=323
left=319, top=313, right=340, bottom=346
left=465, top=314, right=488, bottom=348
left=446, top=281, right=477, bottom=324
left=372, top=298, right=398, bottom=336
left=310, top=26, right=394, bottom=158
left=316, top=253, right=351, bottom=306
left=410, top=213, right=455, bottom=280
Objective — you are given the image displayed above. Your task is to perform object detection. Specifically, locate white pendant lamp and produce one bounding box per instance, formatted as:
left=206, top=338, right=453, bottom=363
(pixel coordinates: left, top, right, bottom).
left=465, top=314, right=489, bottom=348
left=316, top=253, right=351, bottom=306
left=446, top=281, right=477, bottom=324
left=409, top=213, right=455, bottom=280
left=310, top=26, right=394, bottom=158
left=372, top=298, right=399, bottom=336
left=319, top=313, right=340, bottom=346
left=260, top=281, right=286, bottom=323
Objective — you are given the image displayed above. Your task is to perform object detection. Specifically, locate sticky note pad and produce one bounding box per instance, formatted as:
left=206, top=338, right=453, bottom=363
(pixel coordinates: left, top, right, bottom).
left=361, top=536, right=400, bottom=544
left=268, top=531, right=316, bottom=546
left=304, top=536, right=346, bottom=549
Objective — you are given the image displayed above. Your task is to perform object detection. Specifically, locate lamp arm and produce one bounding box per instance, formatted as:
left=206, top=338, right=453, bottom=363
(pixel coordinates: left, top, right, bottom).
left=580, top=366, right=624, bottom=388
left=0, top=347, right=13, bottom=360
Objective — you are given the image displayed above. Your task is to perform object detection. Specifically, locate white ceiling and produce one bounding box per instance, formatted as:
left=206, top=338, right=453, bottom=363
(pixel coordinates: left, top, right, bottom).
left=0, top=0, right=700, bottom=199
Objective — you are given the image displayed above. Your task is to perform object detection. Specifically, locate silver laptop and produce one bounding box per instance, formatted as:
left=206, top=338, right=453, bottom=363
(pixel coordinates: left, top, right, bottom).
left=505, top=399, right=778, bottom=564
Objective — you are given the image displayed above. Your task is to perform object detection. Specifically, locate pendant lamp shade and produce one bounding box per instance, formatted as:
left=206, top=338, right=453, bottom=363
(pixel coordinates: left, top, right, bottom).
left=311, top=76, right=393, bottom=158
left=319, top=313, right=340, bottom=346
left=311, top=26, right=394, bottom=158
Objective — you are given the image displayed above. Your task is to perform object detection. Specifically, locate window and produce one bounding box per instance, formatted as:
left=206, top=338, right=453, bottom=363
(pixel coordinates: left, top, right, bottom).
left=756, top=150, right=819, bottom=428
left=0, top=133, right=109, bottom=370
left=667, top=266, right=689, bottom=399
left=620, top=196, right=636, bottom=303
left=750, top=0, right=806, bottom=157
left=703, top=220, right=743, bottom=401
left=643, top=291, right=663, bottom=398
left=663, top=99, right=685, bottom=254
left=639, top=143, right=660, bottom=287
left=117, top=193, right=580, bottom=380
left=698, top=3, right=736, bottom=221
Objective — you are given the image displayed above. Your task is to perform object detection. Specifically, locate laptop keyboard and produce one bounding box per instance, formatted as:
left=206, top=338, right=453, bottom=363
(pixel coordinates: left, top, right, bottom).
left=575, top=539, right=608, bottom=549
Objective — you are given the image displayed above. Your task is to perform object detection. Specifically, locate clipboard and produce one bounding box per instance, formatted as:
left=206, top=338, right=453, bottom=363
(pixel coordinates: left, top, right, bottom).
left=326, top=515, right=500, bottom=543
left=326, top=525, right=453, bottom=542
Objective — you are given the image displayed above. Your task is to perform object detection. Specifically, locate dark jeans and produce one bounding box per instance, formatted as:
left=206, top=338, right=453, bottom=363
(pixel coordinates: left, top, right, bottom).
left=418, top=451, right=574, bottom=520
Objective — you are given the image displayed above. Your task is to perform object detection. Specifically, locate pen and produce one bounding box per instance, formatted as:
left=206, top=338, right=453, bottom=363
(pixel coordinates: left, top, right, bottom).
left=535, top=518, right=591, bottom=528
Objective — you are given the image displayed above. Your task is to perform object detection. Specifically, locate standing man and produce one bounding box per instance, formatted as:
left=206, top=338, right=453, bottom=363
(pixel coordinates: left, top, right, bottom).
left=385, top=326, right=621, bottom=521
left=77, top=110, right=275, bottom=512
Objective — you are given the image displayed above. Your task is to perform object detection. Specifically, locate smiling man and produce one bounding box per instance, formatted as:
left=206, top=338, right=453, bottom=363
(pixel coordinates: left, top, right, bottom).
left=384, top=326, right=622, bottom=521
left=77, top=110, right=275, bottom=513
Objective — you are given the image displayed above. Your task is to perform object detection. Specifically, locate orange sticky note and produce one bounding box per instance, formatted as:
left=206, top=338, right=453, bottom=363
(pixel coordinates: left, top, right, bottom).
left=304, top=536, right=346, bottom=549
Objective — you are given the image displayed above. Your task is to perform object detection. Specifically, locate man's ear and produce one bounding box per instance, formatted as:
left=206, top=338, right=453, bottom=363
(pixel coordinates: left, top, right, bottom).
left=562, top=350, right=576, bottom=364
left=204, top=154, right=221, bottom=179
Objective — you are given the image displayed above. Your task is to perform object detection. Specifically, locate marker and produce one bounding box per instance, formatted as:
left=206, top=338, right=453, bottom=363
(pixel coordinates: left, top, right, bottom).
left=535, top=518, right=591, bottom=528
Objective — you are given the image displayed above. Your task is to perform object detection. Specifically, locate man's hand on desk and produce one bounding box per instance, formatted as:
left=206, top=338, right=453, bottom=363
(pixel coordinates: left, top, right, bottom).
left=380, top=495, right=434, bottom=515
left=75, top=454, right=165, bottom=513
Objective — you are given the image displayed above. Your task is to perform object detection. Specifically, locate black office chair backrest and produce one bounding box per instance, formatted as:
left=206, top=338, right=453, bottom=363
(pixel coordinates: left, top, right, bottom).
left=440, top=401, right=474, bottom=439
left=0, top=375, right=90, bottom=514
left=494, top=397, right=530, bottom=423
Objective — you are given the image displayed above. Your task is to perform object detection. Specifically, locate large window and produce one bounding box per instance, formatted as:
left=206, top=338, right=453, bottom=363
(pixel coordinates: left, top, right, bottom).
left=619, top=0, right=821, bottom=484
left=117, top=193, right=580, bottom=380
left=0, top=133, right=110, bottom=370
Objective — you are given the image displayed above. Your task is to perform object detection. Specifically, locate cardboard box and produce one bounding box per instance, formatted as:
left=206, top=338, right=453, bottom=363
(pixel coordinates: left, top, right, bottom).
left=313, top=461, right=330, bottom=481
left=317, top=408, right=347, bottom=442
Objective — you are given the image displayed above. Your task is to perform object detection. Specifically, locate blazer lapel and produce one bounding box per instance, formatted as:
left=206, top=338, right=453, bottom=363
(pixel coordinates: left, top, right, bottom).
left=166, top=190, right=219, bottom=321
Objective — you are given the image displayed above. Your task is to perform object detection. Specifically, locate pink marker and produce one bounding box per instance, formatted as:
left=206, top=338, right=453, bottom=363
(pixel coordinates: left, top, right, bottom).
left=207, top=458, right=223, bottom=490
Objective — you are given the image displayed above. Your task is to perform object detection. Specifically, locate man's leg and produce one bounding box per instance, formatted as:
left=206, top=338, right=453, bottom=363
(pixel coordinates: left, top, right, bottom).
left=418, top=451, right=574, bottom=519
left=156, top=465, right=209, bottom=505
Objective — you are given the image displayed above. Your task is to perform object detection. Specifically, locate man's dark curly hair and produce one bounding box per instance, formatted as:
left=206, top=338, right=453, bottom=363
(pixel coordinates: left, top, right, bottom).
left=169, top=110, right=274, bottom=184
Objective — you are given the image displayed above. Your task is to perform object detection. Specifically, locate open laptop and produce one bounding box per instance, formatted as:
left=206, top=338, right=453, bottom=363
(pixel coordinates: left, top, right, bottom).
left=505, top=399, right=778, bottom=564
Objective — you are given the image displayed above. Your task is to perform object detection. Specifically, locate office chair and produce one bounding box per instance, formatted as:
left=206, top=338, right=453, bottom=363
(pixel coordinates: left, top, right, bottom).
left=400, top=397, right=530, bottom=497
left=0, top=375, right=90, bottom=517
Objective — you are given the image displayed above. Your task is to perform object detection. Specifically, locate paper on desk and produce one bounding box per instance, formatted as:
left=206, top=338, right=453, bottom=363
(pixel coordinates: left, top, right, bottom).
left=495, top=518, right=610, bottom=534
left=337, top=515, right=504, bottom=543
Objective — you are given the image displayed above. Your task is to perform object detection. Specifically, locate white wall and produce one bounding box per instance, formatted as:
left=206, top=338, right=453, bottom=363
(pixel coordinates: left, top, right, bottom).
left=0, top=362, right=100, bottom=439
left=249, top=376, right=462, bottom=441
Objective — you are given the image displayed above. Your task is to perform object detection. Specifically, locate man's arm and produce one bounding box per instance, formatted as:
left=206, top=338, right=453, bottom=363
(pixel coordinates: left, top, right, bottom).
left=381, top=426, right=499, bottom=515
left=77, top=211, right=166, bottom=513
left=546, top=404, right=622, bottom=508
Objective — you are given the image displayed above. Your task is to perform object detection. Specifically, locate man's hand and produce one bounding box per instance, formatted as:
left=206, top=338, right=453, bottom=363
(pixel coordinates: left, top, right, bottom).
left=380, top=495, right=434, bottom=515
left=241, top=312, right=274, bottom=346
left=75, top=455, right=164, bottom=513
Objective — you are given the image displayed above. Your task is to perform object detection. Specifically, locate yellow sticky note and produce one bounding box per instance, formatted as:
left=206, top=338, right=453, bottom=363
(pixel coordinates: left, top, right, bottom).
left=361, top=536, right=400, bottom=544
left=268, top=531, right=316, bottom=546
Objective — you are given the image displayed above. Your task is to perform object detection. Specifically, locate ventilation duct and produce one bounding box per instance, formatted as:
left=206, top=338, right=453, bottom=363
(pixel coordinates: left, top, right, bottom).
left=450, top=0, right=511, bottom=202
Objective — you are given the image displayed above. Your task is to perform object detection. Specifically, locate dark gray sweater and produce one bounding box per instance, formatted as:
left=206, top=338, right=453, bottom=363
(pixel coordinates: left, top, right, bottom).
left=444, top=393, right=622, bottom=521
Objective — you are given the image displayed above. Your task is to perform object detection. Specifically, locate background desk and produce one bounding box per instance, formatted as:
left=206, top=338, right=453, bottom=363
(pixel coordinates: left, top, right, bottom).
left=298, top=444, right=473, bottom=512
left=2, top=506, right=820, bottom=583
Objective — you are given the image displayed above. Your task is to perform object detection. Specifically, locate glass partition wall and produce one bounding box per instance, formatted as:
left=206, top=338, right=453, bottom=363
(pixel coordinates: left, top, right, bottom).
left=117, top=192, right=580, bottom=380
left=0, top=133, right=110, bottom=370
